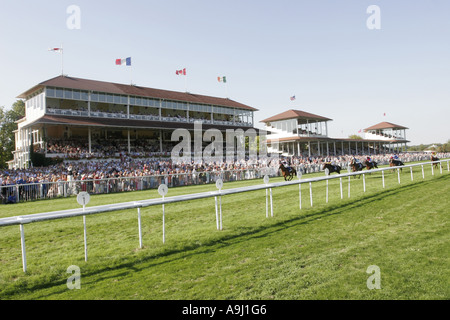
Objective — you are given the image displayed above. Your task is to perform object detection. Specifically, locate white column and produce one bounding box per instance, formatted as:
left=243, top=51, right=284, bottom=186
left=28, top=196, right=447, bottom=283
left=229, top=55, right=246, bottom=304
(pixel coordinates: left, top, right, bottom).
left=88, top=127, right=91, bottom=153
left=127, top=129, right=131, bottom=154
left=88, top=92, right=91, bottom=116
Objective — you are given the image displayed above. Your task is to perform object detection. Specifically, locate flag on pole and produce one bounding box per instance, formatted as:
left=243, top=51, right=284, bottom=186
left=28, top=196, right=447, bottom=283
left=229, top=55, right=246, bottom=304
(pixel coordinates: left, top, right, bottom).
left=358, top=129, right=362, bottom=133
left=49, top=46, right=64, bottom=75
left=116, top=57, right=131, bottom=66
left=176, top=68, right=186, bottom=75
left=217, top=76, right=227, bottom=83
left=383, top=112, right=386, bottom=116
left=290, top=95, right=296, bottom=101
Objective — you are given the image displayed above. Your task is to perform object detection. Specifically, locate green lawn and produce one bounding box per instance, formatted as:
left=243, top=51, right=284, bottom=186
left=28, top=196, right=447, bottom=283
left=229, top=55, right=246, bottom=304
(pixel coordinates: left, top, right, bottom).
left=0, top=161, right=449, bottom=300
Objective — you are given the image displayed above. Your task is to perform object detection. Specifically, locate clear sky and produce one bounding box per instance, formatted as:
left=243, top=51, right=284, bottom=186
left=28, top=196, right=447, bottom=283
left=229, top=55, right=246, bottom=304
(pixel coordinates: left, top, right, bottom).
left=0, top=0, right=449, bottom=145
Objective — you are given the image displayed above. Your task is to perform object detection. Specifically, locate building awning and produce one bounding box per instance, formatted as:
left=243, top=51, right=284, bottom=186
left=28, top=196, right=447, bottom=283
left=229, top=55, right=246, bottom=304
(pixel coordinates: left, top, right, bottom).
left=268, top=136, right=409, bottom=144
left=23, top=114, right=260, bottom=132
left=364, top=122, right=409, bottom=131
left=261, top=109, right=332, bottom=123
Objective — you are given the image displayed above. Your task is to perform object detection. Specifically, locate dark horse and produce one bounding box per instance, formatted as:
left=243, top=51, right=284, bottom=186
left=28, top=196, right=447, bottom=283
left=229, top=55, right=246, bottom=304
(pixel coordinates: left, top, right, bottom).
left=350, top=159, right=365, bottom=178
left=279, top=163, right=297, bottom=181
left=389, top=158, right=404, bottom=172
left=364, top=160, right=378, bottom=170
left=431, top=155, right=440, bottom=169
left=322, top=162, right=341, bottom=175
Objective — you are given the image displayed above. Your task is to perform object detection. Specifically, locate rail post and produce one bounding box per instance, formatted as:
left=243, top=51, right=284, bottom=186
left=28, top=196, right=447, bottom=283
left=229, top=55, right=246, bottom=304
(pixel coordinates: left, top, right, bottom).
left=264, top=175, right=270, bottom=217
left=19, top=221, right=27, bottom=273
left=325, top=169, right=329, bottom=203
left=297, top=172, right=302, bottom=210
left=137, top=207, right=143, bottom=249
left=158, top=184, right=168, bottom=242
left=215, top=179, right=223, bottom=229
left=77, top=192, right=90, bottom=262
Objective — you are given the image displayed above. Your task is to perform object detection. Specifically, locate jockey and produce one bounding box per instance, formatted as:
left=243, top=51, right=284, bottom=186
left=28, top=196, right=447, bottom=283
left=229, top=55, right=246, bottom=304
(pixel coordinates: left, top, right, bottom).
left=330, top=159, right=337, bottom=171
left=393, top=154, right=399, bottom=160
left=353, top=157, right=363, bottom=170
left=366, top=156, right=372, bottom=163
left=282, top=159, right=293, bottom=173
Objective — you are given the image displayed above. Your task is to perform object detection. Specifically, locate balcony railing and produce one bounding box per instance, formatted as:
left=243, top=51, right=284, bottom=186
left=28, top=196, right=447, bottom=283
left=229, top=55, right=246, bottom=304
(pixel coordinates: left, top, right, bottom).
left=46, top=108, right=252, bottom=127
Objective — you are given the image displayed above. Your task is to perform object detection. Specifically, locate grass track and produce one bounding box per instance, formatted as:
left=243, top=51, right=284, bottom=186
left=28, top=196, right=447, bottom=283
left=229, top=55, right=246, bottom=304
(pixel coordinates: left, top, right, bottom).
left=0, top=161, right=449, bottom=300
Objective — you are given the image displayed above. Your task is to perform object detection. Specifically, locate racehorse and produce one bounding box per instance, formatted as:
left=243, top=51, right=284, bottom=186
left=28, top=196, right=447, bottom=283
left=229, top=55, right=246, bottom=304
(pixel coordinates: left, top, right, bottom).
left=364, top=160, right=378, bottom=170
left=322, top=162, right=341, bottom=175
left=349, top=158, right=364, bottom=178
left=389, top=158, right=404, bottom=172
left=431, top=155, right=440, bottom=169
left=279, top=163, right=297, bottom=181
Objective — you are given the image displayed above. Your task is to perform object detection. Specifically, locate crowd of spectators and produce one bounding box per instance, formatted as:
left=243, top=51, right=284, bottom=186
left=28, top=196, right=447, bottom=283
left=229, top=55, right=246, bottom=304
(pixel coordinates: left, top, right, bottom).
left=2, top=151, right=447, bottom=187
left=44, top=138, right=174, bottom=159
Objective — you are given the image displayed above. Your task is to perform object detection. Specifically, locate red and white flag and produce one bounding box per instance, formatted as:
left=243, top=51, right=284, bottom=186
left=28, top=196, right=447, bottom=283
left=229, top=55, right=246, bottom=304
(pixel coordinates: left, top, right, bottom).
left=176, top=68, right=186, bottom=75
left=48, top=47, right=63, bottom=53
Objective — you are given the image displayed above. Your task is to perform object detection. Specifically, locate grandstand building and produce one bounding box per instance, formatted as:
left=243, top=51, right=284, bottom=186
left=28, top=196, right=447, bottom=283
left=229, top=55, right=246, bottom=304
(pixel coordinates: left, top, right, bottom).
left=9, top=75, right=257, bottom=169
left=261, top=109, right=409, bottom=157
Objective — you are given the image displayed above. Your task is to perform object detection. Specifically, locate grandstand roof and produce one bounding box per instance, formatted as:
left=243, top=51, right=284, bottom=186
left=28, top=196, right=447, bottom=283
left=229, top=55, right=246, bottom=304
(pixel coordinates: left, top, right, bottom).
left=260, top=109, right=332, bottom=123
left=364, top=122, right=408, bottom=131
left=267, top=136, right=409, bottom=143
left=17, top=75, right=257, bottom=111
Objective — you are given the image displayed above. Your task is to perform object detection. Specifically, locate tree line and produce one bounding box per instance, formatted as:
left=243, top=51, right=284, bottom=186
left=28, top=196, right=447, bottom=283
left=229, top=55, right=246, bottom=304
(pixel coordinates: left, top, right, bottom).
left=0, top=100, right=25, bottom=169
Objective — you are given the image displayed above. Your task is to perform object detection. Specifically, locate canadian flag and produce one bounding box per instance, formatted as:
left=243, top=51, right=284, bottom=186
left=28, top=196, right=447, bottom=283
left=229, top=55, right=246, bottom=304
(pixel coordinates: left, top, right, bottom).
left=48, top=47, right=63, bottom=52
left=176, top=68, right=186, bottom=75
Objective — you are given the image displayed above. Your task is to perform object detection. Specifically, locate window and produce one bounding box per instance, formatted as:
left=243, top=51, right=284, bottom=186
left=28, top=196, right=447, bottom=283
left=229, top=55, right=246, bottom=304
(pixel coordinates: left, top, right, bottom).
left=99, top=93, right=106, bottom=102
left=91, top=92, right=99, bottom=102
left=46, top=87, right=55, bottom=97
left=107, top=94, right=114, bottom=103
left=73, top=90, right=81, bottom=100
left=55, top=88, right=64, bottom=98
left=64, top=89, right=72, bottom=99
left=81, top=91, right=88, bottom=101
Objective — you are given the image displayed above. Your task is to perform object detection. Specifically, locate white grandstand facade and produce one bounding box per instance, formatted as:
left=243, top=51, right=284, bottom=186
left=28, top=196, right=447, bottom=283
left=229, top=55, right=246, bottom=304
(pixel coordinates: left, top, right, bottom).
left=10, top=75, right=257, bottom=169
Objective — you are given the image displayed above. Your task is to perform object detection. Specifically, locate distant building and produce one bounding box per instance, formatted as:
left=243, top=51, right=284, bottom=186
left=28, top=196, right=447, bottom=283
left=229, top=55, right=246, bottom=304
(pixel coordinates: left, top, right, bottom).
left=261, top=109, right=409, bottom=157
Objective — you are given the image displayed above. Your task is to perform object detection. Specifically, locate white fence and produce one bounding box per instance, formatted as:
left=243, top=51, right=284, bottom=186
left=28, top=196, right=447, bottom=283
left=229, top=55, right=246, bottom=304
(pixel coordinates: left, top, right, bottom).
left=0, top=163, right=344, bottom=205
left=1, top=159, right=448, bottom=273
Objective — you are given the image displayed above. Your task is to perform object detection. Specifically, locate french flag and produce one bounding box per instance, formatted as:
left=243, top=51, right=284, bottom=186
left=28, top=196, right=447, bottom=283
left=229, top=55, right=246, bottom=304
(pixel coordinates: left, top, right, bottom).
left=116, top=57, right=131, bottom=66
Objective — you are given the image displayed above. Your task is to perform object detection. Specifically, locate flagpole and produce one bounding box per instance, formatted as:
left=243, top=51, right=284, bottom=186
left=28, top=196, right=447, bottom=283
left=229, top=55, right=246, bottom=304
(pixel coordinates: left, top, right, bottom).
left=226, top=82, right=229, bottom=99
left=61, top=44, right=64, bottom=76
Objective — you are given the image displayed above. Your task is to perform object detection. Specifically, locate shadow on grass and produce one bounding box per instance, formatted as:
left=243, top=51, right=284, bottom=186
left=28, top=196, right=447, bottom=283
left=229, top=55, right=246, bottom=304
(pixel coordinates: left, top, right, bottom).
left=1, top=174, right=448, bottom=299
